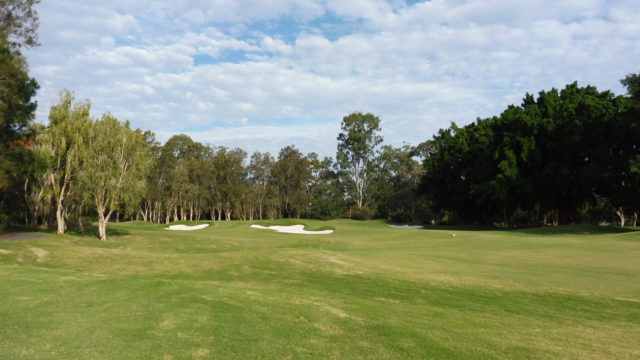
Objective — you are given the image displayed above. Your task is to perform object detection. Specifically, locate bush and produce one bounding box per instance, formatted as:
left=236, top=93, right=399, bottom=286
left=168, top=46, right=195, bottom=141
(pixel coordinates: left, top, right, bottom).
left=349, top=206, right=375, bottom=221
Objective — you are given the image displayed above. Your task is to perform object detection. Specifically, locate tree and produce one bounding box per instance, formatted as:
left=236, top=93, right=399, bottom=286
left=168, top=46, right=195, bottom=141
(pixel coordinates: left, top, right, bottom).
left=0, top=0, right=39, bottom=225
left=273, top=145, right=310, bottom=218
left=247, top=152, right=274, bottom=220
left=419, top=82, right=627, bottom=226
left=307, top=153, right=344, bottom=220
left=374, top=144, right=424, bottom=223
left=606, top=72, right=640, bottom=226
left=621, top=73, right=640, bottom=102
left=336, top=112, right=383, bottom=208
left=34, top=90, right=90, bottom=235
left=0, top=0, right=40, bottom=49
left=81, top=114, right=150, bottom=240
left=210, top=147, right=246, bottom=221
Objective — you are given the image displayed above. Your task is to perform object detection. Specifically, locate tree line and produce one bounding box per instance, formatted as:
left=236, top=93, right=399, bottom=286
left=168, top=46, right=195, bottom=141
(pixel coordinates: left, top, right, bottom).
left=420, top=78, right=640, bottom=227
left=1, top=0, right=639, bottom=240
left=7, top=91, right=425, bottom=239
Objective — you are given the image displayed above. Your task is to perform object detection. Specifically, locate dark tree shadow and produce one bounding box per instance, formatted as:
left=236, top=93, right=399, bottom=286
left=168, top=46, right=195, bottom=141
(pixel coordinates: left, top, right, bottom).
left=419, top=224, right=640, bottom=235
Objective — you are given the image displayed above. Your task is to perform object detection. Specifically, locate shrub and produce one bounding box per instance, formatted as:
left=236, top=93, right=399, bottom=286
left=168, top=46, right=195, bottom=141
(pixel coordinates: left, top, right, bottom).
left=349, top=206, right=375, bottom=221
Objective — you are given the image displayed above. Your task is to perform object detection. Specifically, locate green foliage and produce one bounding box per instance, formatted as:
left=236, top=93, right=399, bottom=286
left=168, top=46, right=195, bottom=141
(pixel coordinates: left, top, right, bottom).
left=421, top=81, right=638, bottom=226
left=33, top=90, right=91, bottom=234
left=621, top=73, right=640, bottom=101
left=81, top=114, right=151, bottom=240
left=373, top=144, right=425, bottom=223
left=0, top=33, right=38, bottom=219
left=273, top=145, right=311, bottom=218
left=348, top=205, right=375, bottom=220
left=0, top=0, right=40, bottom=49
left=336, top=112, right=383, bottom=208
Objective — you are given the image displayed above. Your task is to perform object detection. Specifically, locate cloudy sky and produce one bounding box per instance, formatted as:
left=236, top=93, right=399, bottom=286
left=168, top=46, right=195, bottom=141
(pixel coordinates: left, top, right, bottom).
left=24, top=0, right=640, bottom=156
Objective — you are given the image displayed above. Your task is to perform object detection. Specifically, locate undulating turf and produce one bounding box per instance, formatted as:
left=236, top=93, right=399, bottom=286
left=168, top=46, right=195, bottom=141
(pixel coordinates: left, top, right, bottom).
left=1, top=220, right=639, bottom=359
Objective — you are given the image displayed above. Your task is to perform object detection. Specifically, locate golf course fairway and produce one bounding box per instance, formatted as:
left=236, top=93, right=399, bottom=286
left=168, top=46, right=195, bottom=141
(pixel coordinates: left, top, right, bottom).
left=1, top=220, right=638, bottom=359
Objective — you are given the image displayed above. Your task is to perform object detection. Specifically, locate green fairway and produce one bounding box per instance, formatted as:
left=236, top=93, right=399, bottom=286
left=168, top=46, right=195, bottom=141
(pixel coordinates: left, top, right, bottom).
left=1, top=220, right=639, bottom=359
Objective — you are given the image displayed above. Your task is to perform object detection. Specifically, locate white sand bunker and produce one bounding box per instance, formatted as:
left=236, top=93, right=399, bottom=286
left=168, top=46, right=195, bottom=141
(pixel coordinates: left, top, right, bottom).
left=250, top=224, right=333, bottom=235
left=388, top=224, right=423, bottom=229
left=165, top=224, right=210, bottom=231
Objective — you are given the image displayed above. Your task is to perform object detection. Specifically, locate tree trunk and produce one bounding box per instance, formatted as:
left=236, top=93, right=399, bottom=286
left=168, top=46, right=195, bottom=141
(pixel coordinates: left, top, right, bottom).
left=633, top=212, right=638, bottom=227
left=616, top=207, right=626, bottom=228
left=77, top=216, right=84, bottom=234
left=98, top=210, right=113, bottom=241
left=98, top=219, right=107, bottom=241
left=56, top=198, right=66, bottom=235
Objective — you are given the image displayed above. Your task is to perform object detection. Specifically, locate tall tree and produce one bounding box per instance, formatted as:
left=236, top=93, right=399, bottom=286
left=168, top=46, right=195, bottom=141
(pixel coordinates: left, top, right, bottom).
left=307, top=153, right=344, bottom=220
left=247, top=152, right=274, bottom=220
left=210, top=147, right=246, bottom=221
left=34, top=91, right=90, bottom=234
left=0, top=0, right=39, bottom=226
left=0, top=0, right=40, bottom=49
left=81, top=114, right=150, bottom=240
left=336, top=112, right=383, bottom=208
left=273, top=145, right=310, bottom=218
left=374, top=144, right=425, bottom=223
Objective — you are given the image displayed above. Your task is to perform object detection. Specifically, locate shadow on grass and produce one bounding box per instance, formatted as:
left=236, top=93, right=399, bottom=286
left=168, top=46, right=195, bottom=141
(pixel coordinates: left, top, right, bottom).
left=65, top=222, right=130, bottom=239
left=419, top=223, right=640, bottom=235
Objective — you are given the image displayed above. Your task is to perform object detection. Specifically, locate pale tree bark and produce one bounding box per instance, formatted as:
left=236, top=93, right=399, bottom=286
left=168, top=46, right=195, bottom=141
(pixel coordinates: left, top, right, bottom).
left=55, top=181, right=67, bottom=235
left=616, top=207, right=626, bottom=227
left=98, top=208, right=114, bottom=241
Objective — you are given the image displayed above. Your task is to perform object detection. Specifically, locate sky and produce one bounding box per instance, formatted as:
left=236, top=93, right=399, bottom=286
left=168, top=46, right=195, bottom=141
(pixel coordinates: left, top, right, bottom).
left=24, top=0, right=640, bottom=157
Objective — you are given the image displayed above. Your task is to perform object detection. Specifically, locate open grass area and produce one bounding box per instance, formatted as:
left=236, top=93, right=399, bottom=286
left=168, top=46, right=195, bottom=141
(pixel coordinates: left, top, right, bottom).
left=1, top=220, right=639, bottom=359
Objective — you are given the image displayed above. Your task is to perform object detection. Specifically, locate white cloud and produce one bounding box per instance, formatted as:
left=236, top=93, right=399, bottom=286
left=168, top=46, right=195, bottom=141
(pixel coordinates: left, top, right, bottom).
left=25, top=0, right=640, bottom=156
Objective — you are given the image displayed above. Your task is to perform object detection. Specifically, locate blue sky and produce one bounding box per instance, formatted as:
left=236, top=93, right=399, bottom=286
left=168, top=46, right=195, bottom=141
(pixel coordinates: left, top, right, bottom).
left=25, top=0, right=640, bottom=156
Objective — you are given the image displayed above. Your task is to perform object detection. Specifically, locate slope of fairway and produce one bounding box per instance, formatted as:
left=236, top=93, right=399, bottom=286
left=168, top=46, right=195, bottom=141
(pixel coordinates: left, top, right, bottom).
left=0, top=220, right=639, bottom=359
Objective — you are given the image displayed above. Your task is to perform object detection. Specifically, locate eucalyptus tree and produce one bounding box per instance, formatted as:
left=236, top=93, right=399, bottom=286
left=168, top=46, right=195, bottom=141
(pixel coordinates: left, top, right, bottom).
left=307, top=153, right=344, bottom=220
left=81, top=114, right=150, bottom=240
left=273, top=145, right=311, bottom=218
left=0, top=0, right=40, bottom=49
left=374, top=144, right=424, bottom=222
left=247, top=151, right=274, bottom=220
left=336, top=112, right=383, bottom=208
left=34, top=91, right=91, bottom=234
left=154, top=134, right=209, bottom=222
left=210, top=147, right=247, bottom=221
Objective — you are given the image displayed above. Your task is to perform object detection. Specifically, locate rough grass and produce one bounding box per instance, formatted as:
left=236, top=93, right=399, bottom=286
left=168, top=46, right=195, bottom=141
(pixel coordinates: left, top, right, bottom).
left=1, top=220, right=639, bottom=359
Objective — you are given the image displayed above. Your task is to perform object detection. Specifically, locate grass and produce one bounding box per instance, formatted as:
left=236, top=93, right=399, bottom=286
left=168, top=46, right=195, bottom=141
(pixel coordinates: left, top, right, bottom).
left=0, top=220, right=639, bottom=359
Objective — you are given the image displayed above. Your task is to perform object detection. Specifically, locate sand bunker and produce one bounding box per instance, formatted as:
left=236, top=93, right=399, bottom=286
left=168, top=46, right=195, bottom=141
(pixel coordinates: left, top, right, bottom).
left=165, top=224, right=210, bottom=231
left=388, top=224, right=423, bottom=229
left=250, top=224, right=333, bottom=235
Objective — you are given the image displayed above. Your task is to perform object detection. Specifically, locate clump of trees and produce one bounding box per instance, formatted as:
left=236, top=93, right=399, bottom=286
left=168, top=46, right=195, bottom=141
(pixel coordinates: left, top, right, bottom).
left=7, top=89, right=425, bottom=239
left=420, top=78, right=640, bottom=227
